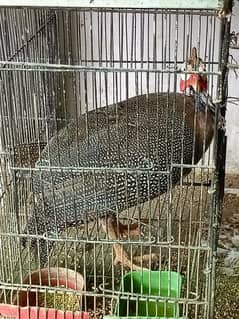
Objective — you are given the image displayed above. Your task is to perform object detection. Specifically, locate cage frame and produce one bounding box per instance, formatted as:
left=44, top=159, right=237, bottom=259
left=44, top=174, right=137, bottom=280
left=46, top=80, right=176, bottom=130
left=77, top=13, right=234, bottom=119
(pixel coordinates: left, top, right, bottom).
left=0, top=0, right=228, bottom=9
left=0, top=1, right=233, bottom=319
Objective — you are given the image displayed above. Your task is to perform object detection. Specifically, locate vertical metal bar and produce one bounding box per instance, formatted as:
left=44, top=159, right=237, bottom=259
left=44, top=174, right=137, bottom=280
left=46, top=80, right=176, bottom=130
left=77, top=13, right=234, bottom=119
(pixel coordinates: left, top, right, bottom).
left=208, top=15, right=231, bottom=319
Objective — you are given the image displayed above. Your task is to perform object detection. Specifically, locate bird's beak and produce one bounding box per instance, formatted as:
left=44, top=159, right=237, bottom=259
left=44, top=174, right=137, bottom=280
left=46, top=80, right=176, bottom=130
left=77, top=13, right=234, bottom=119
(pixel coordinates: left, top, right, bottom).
left=180, top=73, right=208, bottom=93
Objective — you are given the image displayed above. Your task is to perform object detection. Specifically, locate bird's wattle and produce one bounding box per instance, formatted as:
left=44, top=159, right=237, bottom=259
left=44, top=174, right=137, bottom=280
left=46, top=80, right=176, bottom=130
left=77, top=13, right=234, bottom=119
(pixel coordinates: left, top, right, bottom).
left=180, top=73, right=208, bottom=93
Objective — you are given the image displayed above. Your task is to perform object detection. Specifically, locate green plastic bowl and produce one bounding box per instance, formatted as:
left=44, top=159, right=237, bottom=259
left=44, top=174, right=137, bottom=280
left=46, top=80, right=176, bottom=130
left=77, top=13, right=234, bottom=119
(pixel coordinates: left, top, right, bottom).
left=106, top=270, right=184, bottom=319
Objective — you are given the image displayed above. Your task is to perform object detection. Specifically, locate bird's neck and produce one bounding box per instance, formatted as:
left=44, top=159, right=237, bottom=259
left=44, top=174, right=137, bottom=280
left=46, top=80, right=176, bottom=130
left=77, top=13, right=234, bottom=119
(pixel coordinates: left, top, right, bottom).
left=191, top=91, right=215, bottom=162
left=192, top=91, right=215, bottom=114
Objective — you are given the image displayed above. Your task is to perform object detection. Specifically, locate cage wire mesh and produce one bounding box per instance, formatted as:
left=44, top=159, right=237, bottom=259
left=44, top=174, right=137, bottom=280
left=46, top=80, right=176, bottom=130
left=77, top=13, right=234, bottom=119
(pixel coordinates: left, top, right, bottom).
left=0, top=4, right=230, bottom=319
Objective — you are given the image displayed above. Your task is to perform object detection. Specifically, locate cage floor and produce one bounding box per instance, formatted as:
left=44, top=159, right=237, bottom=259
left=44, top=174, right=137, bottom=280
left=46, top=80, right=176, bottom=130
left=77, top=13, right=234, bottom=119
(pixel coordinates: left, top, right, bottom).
left=0, top=169, right=214, bottom=317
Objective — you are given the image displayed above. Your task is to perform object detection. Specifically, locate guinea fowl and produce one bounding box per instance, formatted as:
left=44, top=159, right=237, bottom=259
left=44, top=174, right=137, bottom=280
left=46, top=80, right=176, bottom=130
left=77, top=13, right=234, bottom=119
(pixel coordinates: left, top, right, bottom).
left=22, top=49, right=215, bottom=270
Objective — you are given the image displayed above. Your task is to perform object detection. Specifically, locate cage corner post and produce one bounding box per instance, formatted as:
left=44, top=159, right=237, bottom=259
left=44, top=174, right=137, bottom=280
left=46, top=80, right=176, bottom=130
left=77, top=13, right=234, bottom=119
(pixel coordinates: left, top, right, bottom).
left=56, top=9, right=79, bottom=124
left=207, top=12, right=231, bottom=319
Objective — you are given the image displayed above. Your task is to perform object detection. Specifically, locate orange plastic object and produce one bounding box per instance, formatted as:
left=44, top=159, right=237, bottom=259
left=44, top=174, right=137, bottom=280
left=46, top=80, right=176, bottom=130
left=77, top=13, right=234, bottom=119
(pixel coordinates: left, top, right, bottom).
left=0, top=268, right=89, bottom=319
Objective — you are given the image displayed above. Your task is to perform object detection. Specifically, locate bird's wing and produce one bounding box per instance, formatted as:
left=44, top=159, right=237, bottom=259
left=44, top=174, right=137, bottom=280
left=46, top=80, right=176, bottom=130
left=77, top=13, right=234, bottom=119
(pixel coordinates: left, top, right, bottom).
left=33, top=93, right=195, bottom=197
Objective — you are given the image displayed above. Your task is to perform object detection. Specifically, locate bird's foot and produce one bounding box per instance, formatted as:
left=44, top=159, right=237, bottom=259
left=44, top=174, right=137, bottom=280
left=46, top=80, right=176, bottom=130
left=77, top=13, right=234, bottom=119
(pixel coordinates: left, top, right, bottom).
left=133, top=253, right=158, bottom=263
left=101, top=217, right=156, bottom=271
left=113, top=243, right=158, bottom=271
left=113, top=243, right=142, bottom=270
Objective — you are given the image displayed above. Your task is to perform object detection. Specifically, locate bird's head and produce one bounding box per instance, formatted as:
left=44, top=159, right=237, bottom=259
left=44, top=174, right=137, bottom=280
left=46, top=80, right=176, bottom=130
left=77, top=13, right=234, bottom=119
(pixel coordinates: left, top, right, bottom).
left=180, top=47, right=208, bottom=94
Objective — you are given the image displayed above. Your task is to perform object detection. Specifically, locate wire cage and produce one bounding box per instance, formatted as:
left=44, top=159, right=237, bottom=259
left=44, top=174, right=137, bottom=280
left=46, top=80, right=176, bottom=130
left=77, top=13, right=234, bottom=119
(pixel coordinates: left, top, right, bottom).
left=0, top=1, right=231, bottom=319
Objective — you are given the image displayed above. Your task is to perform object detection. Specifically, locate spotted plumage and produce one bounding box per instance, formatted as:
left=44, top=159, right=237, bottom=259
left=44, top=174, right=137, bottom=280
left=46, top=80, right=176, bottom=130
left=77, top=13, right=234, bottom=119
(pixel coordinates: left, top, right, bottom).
left=22, top=92, right=215, bottom=266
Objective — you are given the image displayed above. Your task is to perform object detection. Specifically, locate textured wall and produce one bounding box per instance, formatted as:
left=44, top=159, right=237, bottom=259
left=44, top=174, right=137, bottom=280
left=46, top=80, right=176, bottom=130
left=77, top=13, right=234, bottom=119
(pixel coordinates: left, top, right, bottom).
left=226, top=2, right=239, bottom=173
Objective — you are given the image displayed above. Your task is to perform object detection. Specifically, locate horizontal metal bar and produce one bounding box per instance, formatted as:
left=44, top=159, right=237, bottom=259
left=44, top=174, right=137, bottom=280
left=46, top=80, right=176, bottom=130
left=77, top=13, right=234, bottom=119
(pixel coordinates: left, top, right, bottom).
left=72, top=59, right=220, bottom=65
left=0, top=285, right=85, bottom=296
left=0, top=0, right=224, bottom=9
left=100, top=287, right=201, bottom=302
left=0, top=233, right=210, bottom=250
left=0, top=66, right=220, bottom=74
left=228, top=63, right=239, bottom=69
left=182, top=181, right=211, bottom=187
left=0, top=283, right=208, bottom=305
left=10, top=163, right=216, bottom=174
left=3, top=7, right=218, bottom=15
left=172, top=163, right=215, bottom=170
left=224, top=187, right=239, bottom=195
left=0, top=151, right=10, bottom=157
left=0, top=233, right=157, bottom=245
left=11, top=165, right=171, bottom=174
left=0, top=61, right=221, bottom=75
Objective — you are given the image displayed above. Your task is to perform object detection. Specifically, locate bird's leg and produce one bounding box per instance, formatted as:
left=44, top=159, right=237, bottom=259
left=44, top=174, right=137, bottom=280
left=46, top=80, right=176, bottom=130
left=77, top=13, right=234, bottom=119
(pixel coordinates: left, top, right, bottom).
left=101, top=216, right=142, bottom=270
left=101, top=217, right=157, bottom=270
